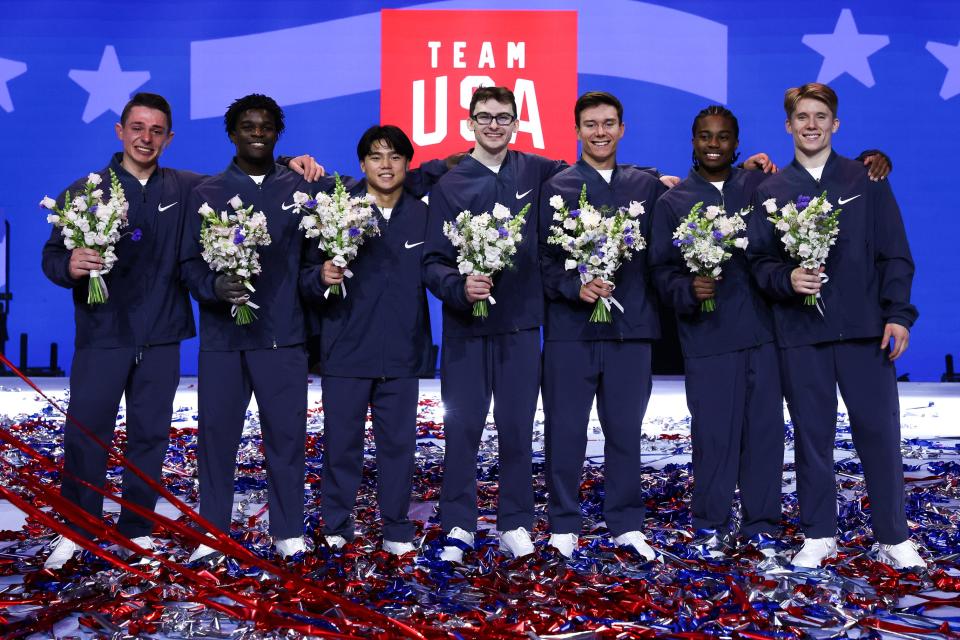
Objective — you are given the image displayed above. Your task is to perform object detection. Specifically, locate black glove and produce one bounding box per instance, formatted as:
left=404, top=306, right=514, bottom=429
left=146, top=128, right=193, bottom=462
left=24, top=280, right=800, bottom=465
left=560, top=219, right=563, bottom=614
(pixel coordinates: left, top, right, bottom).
left=214, top=274, right=248, bottom=304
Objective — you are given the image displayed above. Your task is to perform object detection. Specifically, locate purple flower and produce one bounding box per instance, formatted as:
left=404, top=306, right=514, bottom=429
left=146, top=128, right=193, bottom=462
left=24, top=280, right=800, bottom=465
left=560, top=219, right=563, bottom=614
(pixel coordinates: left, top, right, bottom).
left=131, top=228, right=143, bottom=242
left=569, top=209, right=581, bottom=218
left=348, top=227, right=361, bottom=237
left=682, top=235, right=694, bottom=245
left=796, top=195, right=811, bottom=211
left=577, top=264, right=588, bottom=274
left=712, top=230, right=724, bottom=241
left=88, top=205, right=98, bottom=214
left=625, top=235, right=635, bottom=246
left=688, top=222, right=698, bottom=230
left=672, top=238, right=682, bottom=247
left=498, top=226, right=509, bottom=238
left=233, top=230, right=245, bottom=244
left=306, top=199, right=318, bottom=208
left=367, top=218, right=379, bottom=228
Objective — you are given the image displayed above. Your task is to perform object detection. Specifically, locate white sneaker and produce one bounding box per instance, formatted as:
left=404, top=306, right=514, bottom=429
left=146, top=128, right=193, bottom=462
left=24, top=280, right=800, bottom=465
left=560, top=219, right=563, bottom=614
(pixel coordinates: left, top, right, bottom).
left=439, top=527, right=474, bottom=563
left=499, top=527, right=535, bottom=558
left=383, top=540, right=416, bottom=556
left=878, top=540, right=926, bottom=570
left=324, top=535, right=348, bottom=550
left=117, top=535, right=156, bottom=560
left=275, top=536, right=306, bottom=558
left=548, top=533, right=579, bottom=559
left=188, top=542, right=220, bottom=563
left=792, top=537, right=837, bottom=568
left=44, top=536, right=80, bottom=570
left=614, top=530, right=657, bottom=562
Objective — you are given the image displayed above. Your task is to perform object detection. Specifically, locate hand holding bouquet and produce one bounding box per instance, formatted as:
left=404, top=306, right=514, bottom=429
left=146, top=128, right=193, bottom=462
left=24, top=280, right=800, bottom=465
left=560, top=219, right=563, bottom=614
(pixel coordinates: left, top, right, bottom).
left=291, top=174, right=378, bottom=298
left=41, top=170, right=129, bottom=304
left=198, top=195, right=271, bottom=325
left=546, top=184, right=644, bottom=323
left=443, top=202, right=530, bottom=318
left=763, top=192, right=841, bottom=306
left=671, top=201, right=750, bottom=312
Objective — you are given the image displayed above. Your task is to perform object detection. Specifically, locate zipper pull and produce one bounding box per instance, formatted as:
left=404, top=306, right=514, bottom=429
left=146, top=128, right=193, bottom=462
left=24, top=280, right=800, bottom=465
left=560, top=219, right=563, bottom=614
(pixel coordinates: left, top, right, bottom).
left=272, top=338, right=278, bottom=350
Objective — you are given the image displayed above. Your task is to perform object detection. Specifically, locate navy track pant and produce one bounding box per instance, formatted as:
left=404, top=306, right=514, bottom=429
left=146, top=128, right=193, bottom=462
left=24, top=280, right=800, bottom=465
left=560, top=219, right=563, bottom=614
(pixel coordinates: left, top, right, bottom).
left=779, top=339, right=908, bottom=544
left=438, top=330, right=540, bottom=533
left=197, top=346, right=307, bottom=538
left=542, top=340, right=651, bottom=537
left=320, top=376, right=417, bottom=542
left=62, top=344, right=179, bottom=538
left=685, top=341, right=784, bottom=537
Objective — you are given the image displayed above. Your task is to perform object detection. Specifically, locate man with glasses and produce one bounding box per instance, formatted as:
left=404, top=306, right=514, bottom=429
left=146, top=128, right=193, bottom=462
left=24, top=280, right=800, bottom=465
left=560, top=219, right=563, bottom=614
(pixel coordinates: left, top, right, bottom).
left=423, top=86, right=565, bottom=562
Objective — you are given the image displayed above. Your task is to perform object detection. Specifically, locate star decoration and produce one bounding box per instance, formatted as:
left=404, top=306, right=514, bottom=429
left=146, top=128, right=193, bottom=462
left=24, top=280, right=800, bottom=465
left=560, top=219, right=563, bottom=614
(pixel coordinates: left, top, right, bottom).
left=927, top=39, right=960, bottom=100
left=802, top=9, right=890, bottom=87
left=0, top=57, right=27, bottom=113
left=68, top=45, right=150, bottom=123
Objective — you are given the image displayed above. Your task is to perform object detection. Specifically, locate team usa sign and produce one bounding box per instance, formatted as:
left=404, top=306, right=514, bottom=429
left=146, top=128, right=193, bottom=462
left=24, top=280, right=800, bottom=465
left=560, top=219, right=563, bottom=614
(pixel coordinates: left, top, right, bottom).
left=381, top=10, right=578, bottom=167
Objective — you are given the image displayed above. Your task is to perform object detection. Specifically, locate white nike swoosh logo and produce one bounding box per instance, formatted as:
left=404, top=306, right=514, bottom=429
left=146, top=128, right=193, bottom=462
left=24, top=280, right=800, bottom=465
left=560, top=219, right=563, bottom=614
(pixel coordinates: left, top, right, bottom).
left=516, top=189, right=532, bottom=200
left=404, top=241, right=424, bottom=249
left=157, top=202, right=178, bottom=212
left=281, top=202, right=297, bottom=210
left=837, top=194, right=861, bottom=205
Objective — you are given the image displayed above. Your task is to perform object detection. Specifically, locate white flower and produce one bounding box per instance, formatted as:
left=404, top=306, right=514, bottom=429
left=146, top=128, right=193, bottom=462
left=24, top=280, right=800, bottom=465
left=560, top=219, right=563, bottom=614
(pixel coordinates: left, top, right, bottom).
left=628, top=201, right=645, bottom=217
left=763, top=198, right=777, bottom=214
left=549, top=194, right=565, bottom=210
left=704, top=205, right=721, bottom=220
left=228, top=195, right=243, bottom=210
left=199, top=203, right=215, bottom=217
left=40, top=196, right=57, bottom=210
left=87, top=173, right=102, bottom=186
left=492, top=203, right=511, bottom=220
left=564, top=259, right=577, bottom=271
left=459, top=260, right=475, bottom=275
left=734, top=237, right=749, bottom=249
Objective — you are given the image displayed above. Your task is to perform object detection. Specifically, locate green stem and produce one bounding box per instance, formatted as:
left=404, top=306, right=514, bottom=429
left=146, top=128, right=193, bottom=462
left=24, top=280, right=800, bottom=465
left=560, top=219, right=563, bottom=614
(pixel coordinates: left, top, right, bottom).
left=472, top=299, right=488, bottom=319
left=589, top=300, right=612, bottom=323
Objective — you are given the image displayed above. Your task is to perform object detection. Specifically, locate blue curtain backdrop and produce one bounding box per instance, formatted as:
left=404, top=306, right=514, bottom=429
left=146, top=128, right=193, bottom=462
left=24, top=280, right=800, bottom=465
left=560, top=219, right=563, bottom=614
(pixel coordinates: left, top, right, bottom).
left=2, top=0, right=957, bottom=380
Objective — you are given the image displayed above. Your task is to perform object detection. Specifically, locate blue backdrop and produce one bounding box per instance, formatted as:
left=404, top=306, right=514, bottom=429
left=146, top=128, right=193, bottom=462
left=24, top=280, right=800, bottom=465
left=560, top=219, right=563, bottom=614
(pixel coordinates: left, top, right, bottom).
left=2, top=0, right=957, bottom=380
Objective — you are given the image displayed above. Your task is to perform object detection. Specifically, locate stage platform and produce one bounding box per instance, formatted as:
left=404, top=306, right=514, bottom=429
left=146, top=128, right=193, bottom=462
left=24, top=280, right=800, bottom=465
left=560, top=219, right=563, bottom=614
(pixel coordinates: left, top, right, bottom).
left=1, top=377, right=958, bottom=637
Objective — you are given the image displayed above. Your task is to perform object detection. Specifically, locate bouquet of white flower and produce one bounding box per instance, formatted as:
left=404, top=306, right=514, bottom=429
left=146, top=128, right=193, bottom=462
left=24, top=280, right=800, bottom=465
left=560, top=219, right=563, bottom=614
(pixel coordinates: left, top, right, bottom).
left=290, top=174, right=378, bottom=298
left=40, top=170, right=129, bottom=304
left=443, top=201, right=530, bottom=318
left=763, top=191, right=841, bottom=306
left=671, top=201, right=751, bottom=312
left=546, top=184, right=645, bottom=323
left=197, top=195, right=271, bottom=325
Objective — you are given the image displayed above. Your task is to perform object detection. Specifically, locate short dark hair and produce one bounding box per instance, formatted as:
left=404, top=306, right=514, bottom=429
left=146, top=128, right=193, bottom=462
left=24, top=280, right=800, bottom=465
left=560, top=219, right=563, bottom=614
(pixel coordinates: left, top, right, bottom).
left=469, top=86, right=517, bottom=117
left=356, top=124, right=414, bottom=162
left=121, top=92, right=173, bottom=130
left=574, top=91, right=623, bottom=127
left=224, top=93, right=285, bottom=136
left=691, top=105, right=740, bottom=140
left=784, top=82, right=838, bottom=118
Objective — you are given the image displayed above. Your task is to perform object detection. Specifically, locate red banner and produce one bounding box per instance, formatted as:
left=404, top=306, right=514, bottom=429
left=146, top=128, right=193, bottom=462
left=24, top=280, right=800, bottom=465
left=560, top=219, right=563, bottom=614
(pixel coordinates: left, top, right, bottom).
left=381, top=9, right=578, bottom=168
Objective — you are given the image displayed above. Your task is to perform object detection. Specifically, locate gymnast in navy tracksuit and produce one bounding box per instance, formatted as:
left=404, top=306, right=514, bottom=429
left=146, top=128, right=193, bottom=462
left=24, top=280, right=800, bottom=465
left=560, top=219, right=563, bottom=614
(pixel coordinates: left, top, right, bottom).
left=41, top=94, right=201, bottom=567
left=299, top=126, right=432, bottom=554
left=423, top=87, right=565, bottom=557
left=538, top=92, right=666, bottom=559
left=747, top=83, right=923, bottom=569
left=650, top=106, right=784, bottom=541
left=180, top=95, right=311, bottom=557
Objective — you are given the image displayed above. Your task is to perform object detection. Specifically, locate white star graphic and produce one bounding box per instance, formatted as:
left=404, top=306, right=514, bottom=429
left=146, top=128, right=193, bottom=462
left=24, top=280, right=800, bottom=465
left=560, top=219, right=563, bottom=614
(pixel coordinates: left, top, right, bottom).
left=927, top=39, right=960, bottom=100
left=68, top=45, right=150, bottom=123
left=0, top=57, right=27, bottom=113
left=802, top=9, right=889, bottom=87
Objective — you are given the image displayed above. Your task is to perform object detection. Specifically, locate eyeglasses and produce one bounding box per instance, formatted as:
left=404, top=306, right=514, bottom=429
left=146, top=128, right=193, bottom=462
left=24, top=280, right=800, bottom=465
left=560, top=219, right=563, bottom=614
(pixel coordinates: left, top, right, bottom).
left=471, top=112, right=516, bottom=126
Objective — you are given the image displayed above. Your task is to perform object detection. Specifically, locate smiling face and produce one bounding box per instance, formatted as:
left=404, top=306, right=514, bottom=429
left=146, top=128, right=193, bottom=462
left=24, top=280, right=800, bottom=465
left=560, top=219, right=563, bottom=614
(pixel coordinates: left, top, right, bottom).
left=229, top=108, right=278, bottom=173
left=576, top=103, right=624, bottom=170
left=693, top=114, right=738, bottom=180
left=114, top=106, right=173, bottom=177
left=787, top=97, right=839, bottom=162
left=468, top=97, right=518, bottom=157
left=361, top=139, right=408, bottom=198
